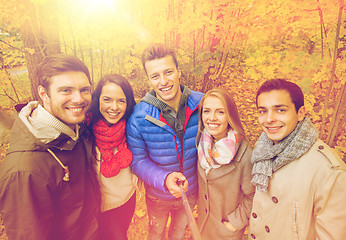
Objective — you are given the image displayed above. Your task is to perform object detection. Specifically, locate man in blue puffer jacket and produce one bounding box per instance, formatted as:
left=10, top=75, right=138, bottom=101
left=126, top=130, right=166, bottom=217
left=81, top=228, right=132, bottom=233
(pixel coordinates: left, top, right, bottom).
left=127, top=43, right=203, bottom=240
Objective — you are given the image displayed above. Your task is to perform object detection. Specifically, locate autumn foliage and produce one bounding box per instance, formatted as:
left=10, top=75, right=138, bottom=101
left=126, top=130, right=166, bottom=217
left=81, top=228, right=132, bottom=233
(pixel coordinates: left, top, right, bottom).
left=0, top=0, right=345, bottom=238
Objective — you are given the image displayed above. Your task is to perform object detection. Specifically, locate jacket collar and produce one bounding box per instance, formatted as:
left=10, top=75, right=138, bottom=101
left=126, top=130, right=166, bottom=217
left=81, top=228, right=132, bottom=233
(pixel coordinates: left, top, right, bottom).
left=8, top=102, right=86, bottom=153
left=18, top=101, right=79, bottom=143
left=142, top=85, right=191, bottom=112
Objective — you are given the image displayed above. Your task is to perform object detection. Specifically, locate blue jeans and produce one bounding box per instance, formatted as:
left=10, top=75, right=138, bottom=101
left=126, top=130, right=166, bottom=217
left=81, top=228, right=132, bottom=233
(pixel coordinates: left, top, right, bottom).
left=145, top=194, right=197, bottom=240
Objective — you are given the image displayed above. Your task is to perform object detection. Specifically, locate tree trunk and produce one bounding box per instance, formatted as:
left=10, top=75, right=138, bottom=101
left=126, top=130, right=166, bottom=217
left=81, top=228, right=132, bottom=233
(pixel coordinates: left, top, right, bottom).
left=321, top=0, right=343, bottom=139
left=326, top=82, right=346, bottom=146
left=89, top=48, right=94, bottom=86
left=20, top=0, right=61, bottom=101
left=100, top=49, right=105, bottom=78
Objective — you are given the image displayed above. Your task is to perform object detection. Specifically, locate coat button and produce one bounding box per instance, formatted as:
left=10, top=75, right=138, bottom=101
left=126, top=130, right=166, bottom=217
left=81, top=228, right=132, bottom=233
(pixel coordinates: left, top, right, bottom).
left=205, top=209, right=207, bottom=213
left=204, top=195, right=207, bottom=200
left=265, top=226, right=270, bottom=233
left=318, top=145, right=324, bottom=150
left=250, top=234, right=256, bottom=239
left=252, top=213, right=257, bottom=218
left=272, top=196, right=278, bottom=203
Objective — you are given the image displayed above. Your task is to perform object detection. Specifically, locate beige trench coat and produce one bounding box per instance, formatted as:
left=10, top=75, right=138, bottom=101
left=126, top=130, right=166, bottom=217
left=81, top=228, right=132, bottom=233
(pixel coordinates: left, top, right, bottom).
left=248, top=139, right=346, bottom=240
left=197, top=140, right=255, bottom=240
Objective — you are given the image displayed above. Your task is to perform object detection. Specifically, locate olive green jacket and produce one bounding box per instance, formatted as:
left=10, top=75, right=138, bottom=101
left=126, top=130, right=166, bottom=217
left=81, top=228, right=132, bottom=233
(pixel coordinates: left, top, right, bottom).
left=0, top=102, right=100, bottom=240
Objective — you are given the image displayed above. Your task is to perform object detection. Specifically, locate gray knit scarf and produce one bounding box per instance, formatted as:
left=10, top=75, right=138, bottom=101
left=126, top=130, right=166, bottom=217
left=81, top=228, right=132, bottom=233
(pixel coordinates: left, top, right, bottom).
left=251, top=117, right=319, bottom=192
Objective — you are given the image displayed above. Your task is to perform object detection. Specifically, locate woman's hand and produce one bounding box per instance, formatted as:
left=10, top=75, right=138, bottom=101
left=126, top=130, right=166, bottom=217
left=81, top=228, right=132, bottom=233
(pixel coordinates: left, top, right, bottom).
left=222, top=220, right=237, bottom=232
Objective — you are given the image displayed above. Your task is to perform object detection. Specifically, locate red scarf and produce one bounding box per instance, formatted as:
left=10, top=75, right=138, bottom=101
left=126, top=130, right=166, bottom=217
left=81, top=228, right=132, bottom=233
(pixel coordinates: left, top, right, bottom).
left=92, top=119, right=132, bottom=178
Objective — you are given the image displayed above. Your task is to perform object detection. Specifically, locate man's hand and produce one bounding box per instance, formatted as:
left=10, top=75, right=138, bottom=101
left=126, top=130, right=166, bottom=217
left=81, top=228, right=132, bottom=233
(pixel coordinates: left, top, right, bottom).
left=165, top=172, right=188, bottom=198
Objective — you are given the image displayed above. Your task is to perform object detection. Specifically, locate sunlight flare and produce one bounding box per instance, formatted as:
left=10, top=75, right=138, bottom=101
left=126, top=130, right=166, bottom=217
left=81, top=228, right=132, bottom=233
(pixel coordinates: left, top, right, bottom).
left=73, top=0, right=117, bottom=14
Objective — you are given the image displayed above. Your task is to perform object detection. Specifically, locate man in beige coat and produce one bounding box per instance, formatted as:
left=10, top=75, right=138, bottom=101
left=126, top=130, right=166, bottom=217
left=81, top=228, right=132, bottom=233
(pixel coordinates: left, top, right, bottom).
left=248, top=79, right=346, bottom=240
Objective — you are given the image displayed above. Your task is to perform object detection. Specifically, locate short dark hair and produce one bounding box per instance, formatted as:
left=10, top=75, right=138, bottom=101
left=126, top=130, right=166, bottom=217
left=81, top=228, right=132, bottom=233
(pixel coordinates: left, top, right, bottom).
left=256, top=79, right=304, bottom=112
left=35, top=54, right=91, bottom=91
left=141, top=43, right=178, bottom=74
left=88, top=74, right=136, bottom=126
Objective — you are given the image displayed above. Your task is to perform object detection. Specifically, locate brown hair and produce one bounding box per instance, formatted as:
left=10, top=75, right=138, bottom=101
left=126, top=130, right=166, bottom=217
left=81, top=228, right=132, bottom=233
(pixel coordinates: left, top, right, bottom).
left=141, top=43, right=178, bottom=74
left=88, top=74, right=136, bottom=126
left=197, top=88, right=247, bottom=141
left=35, top=54, right=91, bottom=101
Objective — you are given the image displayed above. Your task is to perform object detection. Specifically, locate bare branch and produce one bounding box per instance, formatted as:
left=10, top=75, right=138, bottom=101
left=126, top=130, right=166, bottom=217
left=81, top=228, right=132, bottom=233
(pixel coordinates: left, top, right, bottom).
left=0, top=39, right=28, bottom=54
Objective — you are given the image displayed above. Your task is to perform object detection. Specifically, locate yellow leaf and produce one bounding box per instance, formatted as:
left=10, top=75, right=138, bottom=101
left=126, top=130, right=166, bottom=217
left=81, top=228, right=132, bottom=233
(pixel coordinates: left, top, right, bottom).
left=135, top=208, right=146, bottom=218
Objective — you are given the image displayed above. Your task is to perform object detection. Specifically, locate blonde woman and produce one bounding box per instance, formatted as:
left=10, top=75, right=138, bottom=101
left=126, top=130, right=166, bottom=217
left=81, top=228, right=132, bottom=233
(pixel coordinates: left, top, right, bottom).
left=197, top=88, right=255, bottom=240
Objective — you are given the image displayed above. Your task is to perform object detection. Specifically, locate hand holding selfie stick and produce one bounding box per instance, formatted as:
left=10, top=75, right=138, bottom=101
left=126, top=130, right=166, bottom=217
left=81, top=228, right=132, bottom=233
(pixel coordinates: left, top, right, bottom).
left=177, top=180, right=202, bottom=240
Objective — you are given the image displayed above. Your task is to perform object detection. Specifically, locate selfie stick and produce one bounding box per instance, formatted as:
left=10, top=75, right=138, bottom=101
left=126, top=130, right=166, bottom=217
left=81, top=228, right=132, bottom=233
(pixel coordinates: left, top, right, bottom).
left=178, top=182, right=202, bottom=240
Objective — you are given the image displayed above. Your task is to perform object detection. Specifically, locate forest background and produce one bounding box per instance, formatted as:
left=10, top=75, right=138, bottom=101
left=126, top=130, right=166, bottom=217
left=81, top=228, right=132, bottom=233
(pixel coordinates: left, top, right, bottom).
left=0, top=0, right=345, bottom=239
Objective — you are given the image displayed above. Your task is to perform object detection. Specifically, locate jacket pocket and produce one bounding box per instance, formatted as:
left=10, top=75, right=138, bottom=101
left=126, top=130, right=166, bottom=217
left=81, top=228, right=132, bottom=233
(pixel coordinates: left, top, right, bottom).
left=218, top=218, right=243, bottom=239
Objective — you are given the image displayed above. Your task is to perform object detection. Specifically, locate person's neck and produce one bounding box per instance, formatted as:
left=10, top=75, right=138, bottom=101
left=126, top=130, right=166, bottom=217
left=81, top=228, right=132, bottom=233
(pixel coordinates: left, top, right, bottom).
left=167, top=88, right=182, bottom=112
left=67, top=124, right=76, bottom=131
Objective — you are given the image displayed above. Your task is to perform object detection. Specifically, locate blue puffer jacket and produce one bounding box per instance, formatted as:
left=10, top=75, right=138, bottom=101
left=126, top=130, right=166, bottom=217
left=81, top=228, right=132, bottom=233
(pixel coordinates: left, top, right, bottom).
left=127, top=90, right=203, bottom=200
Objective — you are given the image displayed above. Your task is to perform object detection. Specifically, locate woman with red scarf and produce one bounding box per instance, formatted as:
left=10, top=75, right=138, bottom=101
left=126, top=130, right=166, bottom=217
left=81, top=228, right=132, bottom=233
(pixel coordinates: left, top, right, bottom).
left=88, top=74, right=137, bottom=240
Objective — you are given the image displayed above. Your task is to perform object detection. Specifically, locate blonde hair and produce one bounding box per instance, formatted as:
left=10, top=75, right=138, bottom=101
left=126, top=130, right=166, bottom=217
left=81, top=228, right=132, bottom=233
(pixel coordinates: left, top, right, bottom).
left=197, top=88, right=247, bottom=141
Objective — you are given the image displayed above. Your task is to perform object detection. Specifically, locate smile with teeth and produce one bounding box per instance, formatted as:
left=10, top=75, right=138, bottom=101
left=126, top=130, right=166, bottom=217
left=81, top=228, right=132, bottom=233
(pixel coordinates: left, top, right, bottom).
left=266, top=126, right=282, bottom=132
left=68, top=107, right=83, bottom=113
left=207, top=123, right=220, bottom=129
left=107, top=112, right=120, bottom=117
left=160, top=86, right=173, bottom=92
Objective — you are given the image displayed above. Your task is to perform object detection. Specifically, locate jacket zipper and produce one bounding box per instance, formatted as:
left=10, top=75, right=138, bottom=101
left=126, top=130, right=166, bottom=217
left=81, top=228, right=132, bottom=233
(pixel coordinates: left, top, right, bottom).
left=157, top=104, right=197, bottom=174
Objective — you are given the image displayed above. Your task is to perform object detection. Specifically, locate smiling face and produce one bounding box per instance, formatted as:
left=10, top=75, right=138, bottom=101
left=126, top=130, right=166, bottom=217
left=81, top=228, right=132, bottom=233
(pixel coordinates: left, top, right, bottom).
left=39, top=71, right=91, bottom=129
left=202, top=96, right=229, bottom=141
left=144, top=55, right=182, bottom=110
left=99, top=82, right=127, bottom=125
left=257, top=89, right=305, bottom=144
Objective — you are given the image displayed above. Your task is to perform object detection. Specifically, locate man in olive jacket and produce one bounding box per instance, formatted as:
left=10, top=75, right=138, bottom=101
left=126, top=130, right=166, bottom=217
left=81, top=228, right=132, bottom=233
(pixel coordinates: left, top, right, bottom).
left=0, top=55, right=100, bottom=240
left=248, top=79, right=346, bottom=239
